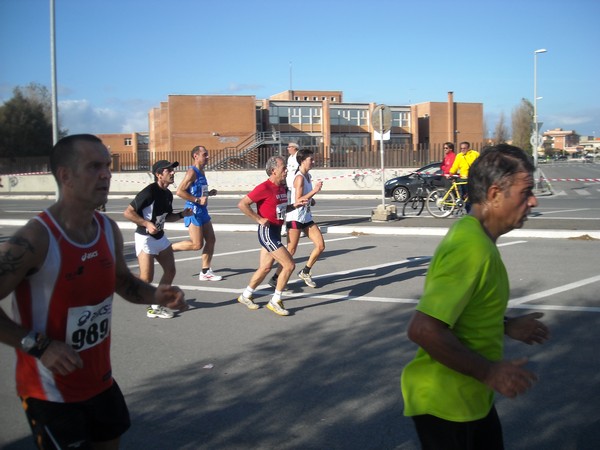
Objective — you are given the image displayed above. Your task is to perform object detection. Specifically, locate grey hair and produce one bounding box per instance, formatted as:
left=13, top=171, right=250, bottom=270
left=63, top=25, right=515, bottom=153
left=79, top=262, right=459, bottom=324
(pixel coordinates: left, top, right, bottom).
left=468, top=144, right=534, bottom=204
left=265, top=155, right=285, bottom=176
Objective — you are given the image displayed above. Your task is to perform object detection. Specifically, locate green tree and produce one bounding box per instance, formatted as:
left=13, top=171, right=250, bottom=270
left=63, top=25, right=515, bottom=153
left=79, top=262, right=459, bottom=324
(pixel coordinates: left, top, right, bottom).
left=511, top=98, right=533, bottom=154
left=0, top=83, right=66, bottom=158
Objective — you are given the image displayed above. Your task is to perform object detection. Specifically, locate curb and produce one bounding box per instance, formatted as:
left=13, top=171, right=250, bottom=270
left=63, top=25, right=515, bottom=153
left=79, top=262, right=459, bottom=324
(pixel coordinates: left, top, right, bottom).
left=1, top=219, right=597, bottom=240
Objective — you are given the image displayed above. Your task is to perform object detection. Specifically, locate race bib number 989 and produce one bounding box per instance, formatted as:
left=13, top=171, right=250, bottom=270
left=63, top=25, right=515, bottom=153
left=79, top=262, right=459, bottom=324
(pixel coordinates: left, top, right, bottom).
left=65, top=297, right=112, bottom=351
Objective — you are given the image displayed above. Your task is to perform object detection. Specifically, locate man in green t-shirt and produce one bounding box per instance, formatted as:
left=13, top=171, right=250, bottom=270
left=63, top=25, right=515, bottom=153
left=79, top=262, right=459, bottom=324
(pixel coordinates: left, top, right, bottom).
left=401, top=144, right=550, bottom=449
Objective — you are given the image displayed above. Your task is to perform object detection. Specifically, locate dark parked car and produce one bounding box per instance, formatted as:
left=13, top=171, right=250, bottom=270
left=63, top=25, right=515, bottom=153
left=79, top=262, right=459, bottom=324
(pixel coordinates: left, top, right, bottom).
left=384, top=162, right=443, bottom=202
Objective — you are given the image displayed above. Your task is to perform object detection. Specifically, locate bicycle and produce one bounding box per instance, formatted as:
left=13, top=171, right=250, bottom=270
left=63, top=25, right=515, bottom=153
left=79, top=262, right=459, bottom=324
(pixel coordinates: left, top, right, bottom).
left=426, top=177, right=468, bottom=218
left=402, top=173, right=437, bottom=217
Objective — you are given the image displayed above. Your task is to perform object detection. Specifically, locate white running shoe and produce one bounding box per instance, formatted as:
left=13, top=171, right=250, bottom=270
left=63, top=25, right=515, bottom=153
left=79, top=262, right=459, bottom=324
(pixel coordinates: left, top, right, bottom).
left=147, top=305, right=174, bottom=319
left=199, top=268, right=223, bottom=281
left=267, top=300, right=289, bottom=316
left=237, top=294, right=259, bottom=310
left=298, top=270, right=317, bottom=288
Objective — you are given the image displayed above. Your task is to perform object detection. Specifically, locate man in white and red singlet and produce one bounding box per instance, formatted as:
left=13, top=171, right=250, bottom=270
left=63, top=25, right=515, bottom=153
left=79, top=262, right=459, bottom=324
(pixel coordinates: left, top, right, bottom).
left=0, top=134, right=188, bottom=450
left=236, top=155, right=307, bottom=316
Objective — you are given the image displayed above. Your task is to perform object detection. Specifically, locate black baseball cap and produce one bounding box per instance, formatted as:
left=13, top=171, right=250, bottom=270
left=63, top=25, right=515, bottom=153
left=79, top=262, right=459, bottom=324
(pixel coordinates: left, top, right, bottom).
left=152, top=160, right=179, bottom=174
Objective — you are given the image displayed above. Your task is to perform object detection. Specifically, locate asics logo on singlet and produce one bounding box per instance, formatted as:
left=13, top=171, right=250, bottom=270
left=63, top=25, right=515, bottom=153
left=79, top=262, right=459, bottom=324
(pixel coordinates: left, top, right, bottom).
left=81, top=250, right=98, bottom=262
left=77, top=304, right=112, bottom=327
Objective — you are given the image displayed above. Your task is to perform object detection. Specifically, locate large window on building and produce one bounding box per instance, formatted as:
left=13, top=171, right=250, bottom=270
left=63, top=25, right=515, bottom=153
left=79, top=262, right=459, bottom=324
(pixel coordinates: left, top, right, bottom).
left=269, top=106, right=288, bottom=124
left=270, top=106, right=321, bottom=125
left=389, top=135, right=412, bottom=146
left=392, top=111, right=410, bottom=128
left=330, top=134, right=370, bottom=152
left=330, top=108, right=368, bottom=126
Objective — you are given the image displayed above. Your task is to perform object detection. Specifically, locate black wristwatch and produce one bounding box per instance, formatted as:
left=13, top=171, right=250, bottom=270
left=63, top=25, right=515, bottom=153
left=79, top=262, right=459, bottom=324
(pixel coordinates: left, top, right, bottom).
left=20, top=331, right=51, bottom=359
left=20, top=331, right=37, bottom=353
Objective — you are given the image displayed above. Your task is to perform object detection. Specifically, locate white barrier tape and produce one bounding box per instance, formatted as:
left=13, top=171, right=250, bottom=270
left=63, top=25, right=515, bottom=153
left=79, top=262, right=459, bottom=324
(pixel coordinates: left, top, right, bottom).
left=1, top=171, right=50, bottom=176
left=2, top=170, right=599, bottom=188
left=539, top=178, right=600, bottom=182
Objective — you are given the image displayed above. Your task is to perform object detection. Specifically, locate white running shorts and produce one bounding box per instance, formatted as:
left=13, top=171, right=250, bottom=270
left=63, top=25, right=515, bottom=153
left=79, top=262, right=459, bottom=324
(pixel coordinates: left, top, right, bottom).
left=134, top=233, right=171, bottom=256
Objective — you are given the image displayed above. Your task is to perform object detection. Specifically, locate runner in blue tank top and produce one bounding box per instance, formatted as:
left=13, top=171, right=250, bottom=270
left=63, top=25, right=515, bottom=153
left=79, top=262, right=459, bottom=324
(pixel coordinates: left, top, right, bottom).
left=172, top=145, right=222, bottom=281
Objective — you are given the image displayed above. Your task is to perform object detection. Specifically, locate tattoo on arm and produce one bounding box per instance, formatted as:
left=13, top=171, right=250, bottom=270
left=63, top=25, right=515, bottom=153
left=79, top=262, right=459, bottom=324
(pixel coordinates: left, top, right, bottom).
left=122, top=276, right=145, bottom=304
left=8, top=236, right=34, bottom=252
left=0, top=236, right=35, bottom=277
left=118, top=274, right=154, bottom=305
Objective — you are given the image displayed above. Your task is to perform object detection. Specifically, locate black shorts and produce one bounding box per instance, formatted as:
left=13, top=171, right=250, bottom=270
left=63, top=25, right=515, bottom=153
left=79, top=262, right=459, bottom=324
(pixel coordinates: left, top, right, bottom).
left=286, top=220, right=315, bottom=230
left=412, top=405, right=503, bottom=450
left=22, top=381, right=131, bottom=449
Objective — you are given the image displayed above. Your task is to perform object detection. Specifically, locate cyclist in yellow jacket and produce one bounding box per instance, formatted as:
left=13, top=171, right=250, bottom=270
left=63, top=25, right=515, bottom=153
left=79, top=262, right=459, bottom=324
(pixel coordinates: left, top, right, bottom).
left=449, top=141, right=479, bottom=212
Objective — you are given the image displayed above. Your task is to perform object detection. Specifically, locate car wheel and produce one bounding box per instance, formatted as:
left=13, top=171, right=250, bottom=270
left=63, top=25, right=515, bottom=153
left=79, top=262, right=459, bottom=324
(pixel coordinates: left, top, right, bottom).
left=392, top=186, right=409, bottom=202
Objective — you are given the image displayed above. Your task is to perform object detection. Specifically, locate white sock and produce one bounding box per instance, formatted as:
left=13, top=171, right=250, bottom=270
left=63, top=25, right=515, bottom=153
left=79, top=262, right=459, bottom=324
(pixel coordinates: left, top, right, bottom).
left=271, top=291, right=282, bottom=303
left=243, top=286, right=255, bottom=299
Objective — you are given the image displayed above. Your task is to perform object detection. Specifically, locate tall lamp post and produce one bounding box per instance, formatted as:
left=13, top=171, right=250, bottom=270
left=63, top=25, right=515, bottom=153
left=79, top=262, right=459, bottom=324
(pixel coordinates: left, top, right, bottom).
left=533, top=48, right=547, bottom=172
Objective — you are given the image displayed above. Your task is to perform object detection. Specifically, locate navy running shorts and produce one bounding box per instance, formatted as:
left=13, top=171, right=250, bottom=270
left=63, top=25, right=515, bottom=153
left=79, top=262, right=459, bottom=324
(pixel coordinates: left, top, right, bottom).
left=257, top=223, right=284, bottom=252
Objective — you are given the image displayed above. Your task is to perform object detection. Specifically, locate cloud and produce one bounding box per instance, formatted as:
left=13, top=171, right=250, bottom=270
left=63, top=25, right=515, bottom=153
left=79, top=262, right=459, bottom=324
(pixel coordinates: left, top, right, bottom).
left=226, top=83, right=264, bottom=93
left=59, top=98, right=150, bottom=134
left=546, top=113, right=596, bottom=127
left=207, top=83, right=265, bottom=95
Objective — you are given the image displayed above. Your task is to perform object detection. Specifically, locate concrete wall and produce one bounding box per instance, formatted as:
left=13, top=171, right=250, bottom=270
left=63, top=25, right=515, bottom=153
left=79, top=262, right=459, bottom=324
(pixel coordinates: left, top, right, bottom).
left=0, top=167, right=415, bottom=195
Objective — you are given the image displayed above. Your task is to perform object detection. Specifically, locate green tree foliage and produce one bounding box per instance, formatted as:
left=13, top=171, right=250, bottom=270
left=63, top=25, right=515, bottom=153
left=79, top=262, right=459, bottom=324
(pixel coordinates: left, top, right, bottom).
left=511, top=98, right=533, bottom=154
left=0, top=83, right=66, bottom=158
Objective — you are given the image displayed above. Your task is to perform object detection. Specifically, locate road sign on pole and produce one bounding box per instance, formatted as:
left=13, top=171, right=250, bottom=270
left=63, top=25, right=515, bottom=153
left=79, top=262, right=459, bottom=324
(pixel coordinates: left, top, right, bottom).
left=371, top=104, right=392, bottom=213
left=530, top=133, right=543, bottom=147
left=373, top=130, right=390, bottom=140
left=371, top=105, right=392, bottom=133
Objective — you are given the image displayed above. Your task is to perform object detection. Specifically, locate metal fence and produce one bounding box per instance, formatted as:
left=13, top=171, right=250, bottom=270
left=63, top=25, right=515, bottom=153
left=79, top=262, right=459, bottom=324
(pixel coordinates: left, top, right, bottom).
left=0, top=142, right=467, bottom=175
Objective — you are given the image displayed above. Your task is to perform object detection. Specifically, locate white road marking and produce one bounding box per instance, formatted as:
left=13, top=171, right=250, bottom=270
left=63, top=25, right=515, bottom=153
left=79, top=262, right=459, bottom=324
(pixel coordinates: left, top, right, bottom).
left=126, top=236, right=358, bottom=268
left=127, top=237, right=600, bottom=313
left=509, top=274, right=600, bottom=306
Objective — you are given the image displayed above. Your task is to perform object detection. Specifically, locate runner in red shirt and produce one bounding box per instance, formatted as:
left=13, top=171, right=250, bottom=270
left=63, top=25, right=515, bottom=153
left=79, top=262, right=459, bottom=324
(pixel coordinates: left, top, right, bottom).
left=236, top=155, right=307, bottom=316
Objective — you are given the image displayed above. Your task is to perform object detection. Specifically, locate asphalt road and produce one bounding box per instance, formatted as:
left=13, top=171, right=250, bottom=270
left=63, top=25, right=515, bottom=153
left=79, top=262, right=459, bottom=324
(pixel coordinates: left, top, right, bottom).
left=0, top=162, right=599, bottom=449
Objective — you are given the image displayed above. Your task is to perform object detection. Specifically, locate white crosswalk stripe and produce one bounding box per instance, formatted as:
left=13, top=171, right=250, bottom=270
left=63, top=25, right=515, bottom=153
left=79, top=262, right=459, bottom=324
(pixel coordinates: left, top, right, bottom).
left=543, top=188, right=600, bottom=197
left=574, top=189, right=591, bottom=196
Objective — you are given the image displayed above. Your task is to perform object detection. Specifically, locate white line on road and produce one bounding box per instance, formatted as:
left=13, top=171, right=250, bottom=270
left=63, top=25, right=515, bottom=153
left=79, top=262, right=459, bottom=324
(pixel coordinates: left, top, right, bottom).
left=126, top=236, right=600, bottom=313
left=509, top=274, right=600, bottom=306
left=126, top=236, right=358, bottom=268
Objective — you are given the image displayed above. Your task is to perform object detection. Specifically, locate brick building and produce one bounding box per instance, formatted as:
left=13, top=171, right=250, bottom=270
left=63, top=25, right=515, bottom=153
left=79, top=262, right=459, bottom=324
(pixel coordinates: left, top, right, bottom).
left=101, top=90, right=483, bottom=170
left=542, top=128, right=579, bottom=153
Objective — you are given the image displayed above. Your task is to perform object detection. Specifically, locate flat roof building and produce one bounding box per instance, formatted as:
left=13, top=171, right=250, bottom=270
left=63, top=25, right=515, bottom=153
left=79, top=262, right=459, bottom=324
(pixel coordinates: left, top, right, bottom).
left=102, top=89, right=484, bottom=170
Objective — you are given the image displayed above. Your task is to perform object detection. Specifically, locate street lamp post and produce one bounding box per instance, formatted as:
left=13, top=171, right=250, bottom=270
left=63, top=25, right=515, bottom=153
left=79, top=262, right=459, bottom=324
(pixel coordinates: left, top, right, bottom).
left=533, top=48, right=547, bottom=174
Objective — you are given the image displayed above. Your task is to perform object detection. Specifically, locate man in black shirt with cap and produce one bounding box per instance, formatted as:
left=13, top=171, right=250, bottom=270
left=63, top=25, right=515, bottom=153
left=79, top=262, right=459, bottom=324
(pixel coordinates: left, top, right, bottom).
left=124, top=160, right=191, bottom=318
